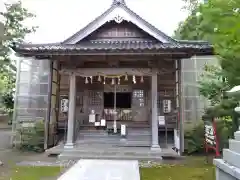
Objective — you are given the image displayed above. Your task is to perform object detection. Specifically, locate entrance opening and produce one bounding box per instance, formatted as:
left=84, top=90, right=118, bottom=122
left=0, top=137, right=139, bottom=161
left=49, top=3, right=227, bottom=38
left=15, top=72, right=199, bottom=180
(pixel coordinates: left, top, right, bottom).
left=104, top=92, right=131, bottom=108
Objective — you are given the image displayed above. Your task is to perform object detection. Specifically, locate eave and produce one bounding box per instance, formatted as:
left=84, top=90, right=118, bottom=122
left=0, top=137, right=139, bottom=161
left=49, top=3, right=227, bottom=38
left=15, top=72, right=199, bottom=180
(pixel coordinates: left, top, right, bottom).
left=13, top=41, right=214, bottom=57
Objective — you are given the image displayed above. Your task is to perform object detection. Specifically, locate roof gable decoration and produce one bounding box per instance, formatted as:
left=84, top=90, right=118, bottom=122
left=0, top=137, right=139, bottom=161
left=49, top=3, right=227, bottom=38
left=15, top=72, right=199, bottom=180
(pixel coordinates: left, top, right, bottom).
left=63, top=1, right=175, bottom=44
left=112, top=0, right=126, bottom=6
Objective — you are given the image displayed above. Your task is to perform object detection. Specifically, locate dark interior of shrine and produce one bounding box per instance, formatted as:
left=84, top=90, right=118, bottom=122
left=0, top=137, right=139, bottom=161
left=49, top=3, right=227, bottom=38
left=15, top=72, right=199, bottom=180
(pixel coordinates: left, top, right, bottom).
left=104, top=92, right=132, bottom=108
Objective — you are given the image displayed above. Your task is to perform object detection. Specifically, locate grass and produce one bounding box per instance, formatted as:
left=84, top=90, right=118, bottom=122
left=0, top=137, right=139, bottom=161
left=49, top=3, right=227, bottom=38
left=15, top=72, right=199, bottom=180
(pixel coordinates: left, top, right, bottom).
left=9, top=166, right=62, bottom=180
left=3, top=156, right=215, bottom=180
left=140, top=156, right=216, bottom=180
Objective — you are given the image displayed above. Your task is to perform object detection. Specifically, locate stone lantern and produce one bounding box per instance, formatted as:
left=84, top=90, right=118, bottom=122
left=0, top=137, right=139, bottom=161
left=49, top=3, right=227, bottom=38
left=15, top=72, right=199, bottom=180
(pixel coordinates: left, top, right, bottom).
left=214, top=86, right=240, bottom=180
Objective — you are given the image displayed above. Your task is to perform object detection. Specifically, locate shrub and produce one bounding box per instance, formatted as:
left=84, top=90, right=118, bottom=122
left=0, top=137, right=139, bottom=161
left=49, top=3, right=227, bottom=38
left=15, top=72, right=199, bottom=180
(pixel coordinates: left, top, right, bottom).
left=215, top=117, right=233, bottom=150
left=184, top=121, right=205, bottom=154
left=184, top=116, right=234, bottom=155
left=17, top=120, right=45, bottom=152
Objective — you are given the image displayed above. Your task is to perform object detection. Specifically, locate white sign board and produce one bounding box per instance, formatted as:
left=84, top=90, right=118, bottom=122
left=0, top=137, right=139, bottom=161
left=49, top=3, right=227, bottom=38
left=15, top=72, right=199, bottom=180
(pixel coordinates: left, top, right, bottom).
left=174, top=129, right=180, bottom=150
left=60, top=99, right=69, bottom=112
left=158, top=116, right=165, bottom=126
left=204, top=124, right=216, bottom=145
left=89, top=114, right=96, bottom=123
left=100, top=119, right=106, bottom=126
left=21, top=122, right=35, bottom=128
left=121, top=124, right=126, bottom=136
left=94, top=122, right=100, bottom=126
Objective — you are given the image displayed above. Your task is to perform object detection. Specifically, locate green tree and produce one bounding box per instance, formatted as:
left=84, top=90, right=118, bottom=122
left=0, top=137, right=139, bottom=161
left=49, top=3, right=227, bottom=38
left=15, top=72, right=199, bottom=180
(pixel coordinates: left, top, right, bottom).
left=0, top=1, right=36, bottom=73
left=181, top=0, right=199, bottom=11
left=175, top=0, right=240, bottom=100
left=199, top=65, right=229, bottom=106
left=175, top=0, right=240, bottom=132
left=0, top=1, right=36, bottom=121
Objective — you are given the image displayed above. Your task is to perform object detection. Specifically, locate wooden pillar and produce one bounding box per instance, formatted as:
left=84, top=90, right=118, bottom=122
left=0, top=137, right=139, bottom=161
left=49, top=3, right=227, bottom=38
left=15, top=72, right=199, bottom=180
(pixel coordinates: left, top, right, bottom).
left=151, top=69, right=161, bottom=151
left=64, top=73, right=76, bottom=148
left=178, top=59, right=184, bottom=154
left=45, top=60, right=53, bottom=149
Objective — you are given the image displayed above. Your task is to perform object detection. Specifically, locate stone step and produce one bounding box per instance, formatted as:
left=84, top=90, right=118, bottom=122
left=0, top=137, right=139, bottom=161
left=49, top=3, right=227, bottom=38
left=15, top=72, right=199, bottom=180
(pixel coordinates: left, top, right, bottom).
left=223, top=149, right=240, bottom=168
left=79, top=130, right=151, bottom=134
left=58, top=153, right=163, bottom=161
left=79, top=129, right=151, bottom=134
left=57, top=145, right=179, bottom=161
left=77, top=138, right=151, bottom=144
left=127, top=132, right=151, bottom=136
left=78, top=134, right=151, bottom=139
left=77, top=136, right=151, bottom=143
left=78, top=133, right=151, bottom=138
left=76, top=140, right=151, bottom=147
left=234, top=131, right=240, bottom=141
left=229, top=139, right=240, bottom=154
left=60, top=148, right=162, bottom=155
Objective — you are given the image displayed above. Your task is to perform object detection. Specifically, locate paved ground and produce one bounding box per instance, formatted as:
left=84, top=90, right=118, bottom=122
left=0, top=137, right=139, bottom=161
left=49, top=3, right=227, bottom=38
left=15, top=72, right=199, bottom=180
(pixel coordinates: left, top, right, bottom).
left=0, top=150, right=58, bottom=179
left=58, top=159, right=140, bottom=180
left=0, top=126, right=58, bottom=179
left=0, top=122, right=181, bottom=180
left=0, top=129, right=12, bottom=150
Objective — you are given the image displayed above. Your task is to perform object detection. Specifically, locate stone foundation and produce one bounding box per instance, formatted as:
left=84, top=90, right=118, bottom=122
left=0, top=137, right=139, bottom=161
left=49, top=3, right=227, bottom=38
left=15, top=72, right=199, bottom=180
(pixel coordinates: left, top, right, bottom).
left=214, top=131, right=240, bottom=180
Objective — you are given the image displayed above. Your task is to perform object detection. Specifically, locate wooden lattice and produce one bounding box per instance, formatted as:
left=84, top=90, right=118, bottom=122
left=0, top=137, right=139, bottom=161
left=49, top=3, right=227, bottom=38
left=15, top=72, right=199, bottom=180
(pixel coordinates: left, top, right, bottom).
left=133, top=89, right=146, bottom=107
left=88, top=90, right=102, bottom=106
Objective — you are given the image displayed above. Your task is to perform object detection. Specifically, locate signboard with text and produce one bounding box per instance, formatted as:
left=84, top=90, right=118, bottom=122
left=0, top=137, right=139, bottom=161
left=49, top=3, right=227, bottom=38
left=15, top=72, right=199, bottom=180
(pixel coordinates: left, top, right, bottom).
left=204, top=118, right=220, bottom=157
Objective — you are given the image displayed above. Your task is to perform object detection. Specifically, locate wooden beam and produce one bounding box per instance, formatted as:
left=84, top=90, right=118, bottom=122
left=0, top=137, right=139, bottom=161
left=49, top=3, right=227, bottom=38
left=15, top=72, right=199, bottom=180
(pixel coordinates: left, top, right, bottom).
left=60, top=68, right=154, bottom=76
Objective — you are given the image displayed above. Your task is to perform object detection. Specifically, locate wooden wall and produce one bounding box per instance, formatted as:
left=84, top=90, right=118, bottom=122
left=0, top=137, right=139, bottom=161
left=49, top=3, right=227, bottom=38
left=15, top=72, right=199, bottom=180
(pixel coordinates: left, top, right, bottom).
left=58, top=56, right=177, bottom=128
left=59, top=56, right=176, bottom=128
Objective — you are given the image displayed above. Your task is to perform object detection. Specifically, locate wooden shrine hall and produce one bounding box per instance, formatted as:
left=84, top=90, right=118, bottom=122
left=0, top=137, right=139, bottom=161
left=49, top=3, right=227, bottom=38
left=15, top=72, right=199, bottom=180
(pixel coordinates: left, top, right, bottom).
left=13, top=0, right=213, bottom=159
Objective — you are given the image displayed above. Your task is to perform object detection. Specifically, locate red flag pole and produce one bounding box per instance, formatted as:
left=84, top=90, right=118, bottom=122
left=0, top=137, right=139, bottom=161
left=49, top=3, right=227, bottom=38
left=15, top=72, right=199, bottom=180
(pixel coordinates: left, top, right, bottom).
left=213, top=118, right=220, bottom=157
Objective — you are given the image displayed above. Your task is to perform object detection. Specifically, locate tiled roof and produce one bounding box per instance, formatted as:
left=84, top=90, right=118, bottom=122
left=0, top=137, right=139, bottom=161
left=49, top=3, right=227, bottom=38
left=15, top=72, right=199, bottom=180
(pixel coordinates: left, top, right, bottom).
left=13, top=40, right=213, bottom=55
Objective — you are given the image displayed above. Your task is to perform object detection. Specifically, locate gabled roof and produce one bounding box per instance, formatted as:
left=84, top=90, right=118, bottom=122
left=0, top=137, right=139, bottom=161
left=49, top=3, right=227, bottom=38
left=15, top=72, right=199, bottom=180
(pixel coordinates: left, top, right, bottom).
left=13, top=0, right=214, bottom=56
left=62, top=0, right=177, bottom=44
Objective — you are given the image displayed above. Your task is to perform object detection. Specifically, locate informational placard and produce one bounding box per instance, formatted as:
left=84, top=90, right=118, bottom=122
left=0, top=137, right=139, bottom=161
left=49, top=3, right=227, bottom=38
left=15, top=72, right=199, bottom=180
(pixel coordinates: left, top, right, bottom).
left=204, top=118, right=220, bottom=157
left=89, top=110, right=96, bottom=123
left=158, top=116, right=165, bottom=126
left=94, top=122, right=100, bottom=126
left=174, top=129, right=180, bottom=154
left=60, top=99, right=68, bottom=112
left=205, top=124, right=215, bottom=145
left=100, top=119, right=106, bottom=126
left=121, top=124, right=126, bottom=137
left=21, top=122, right=35, bottom=128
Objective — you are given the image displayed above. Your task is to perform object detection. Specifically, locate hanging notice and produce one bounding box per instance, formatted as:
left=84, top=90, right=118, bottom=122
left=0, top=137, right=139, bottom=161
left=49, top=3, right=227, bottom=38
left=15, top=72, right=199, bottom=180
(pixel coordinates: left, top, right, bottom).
left=205, top=124, right=215, bottom=145
left=158, top=116, right=165, bottom=126
left=204, top=119, right=220, bottom=157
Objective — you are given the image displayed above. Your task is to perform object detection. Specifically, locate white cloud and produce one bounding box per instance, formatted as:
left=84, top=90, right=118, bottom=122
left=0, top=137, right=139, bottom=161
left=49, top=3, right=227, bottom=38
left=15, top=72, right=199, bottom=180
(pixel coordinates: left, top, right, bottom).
left=3, top=0, right=188, bottom=43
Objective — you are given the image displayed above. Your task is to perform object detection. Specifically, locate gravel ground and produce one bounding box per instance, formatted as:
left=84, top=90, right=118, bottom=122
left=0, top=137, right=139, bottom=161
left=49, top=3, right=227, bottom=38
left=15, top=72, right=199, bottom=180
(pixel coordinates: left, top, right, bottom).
left=0, top=124, right=187, bottom=179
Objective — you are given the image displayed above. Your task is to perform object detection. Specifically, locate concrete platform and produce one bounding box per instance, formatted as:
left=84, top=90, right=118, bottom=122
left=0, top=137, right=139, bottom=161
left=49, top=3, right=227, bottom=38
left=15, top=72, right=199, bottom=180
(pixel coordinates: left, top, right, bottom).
left=46, top=143, right=179, bottom=161
left=58, top=159, right=140, bottom=180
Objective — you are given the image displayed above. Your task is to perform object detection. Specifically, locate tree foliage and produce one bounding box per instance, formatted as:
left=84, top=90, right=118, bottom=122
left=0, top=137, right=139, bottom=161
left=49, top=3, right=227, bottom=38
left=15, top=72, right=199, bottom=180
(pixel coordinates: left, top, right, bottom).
left=181, top=0, right=200, bottom=12
left=0, top=1, right=36, bottom=112
left=198, top=65, right=229, bottom=106
left=0, top=1, right=36, bottom=73
left=175, top=0, right=240, bottom=122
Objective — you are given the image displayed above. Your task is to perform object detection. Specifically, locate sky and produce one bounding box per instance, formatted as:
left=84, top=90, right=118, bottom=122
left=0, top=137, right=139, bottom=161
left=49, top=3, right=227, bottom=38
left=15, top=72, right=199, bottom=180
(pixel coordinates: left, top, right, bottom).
left=1, top=0, right=189, bottom=43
